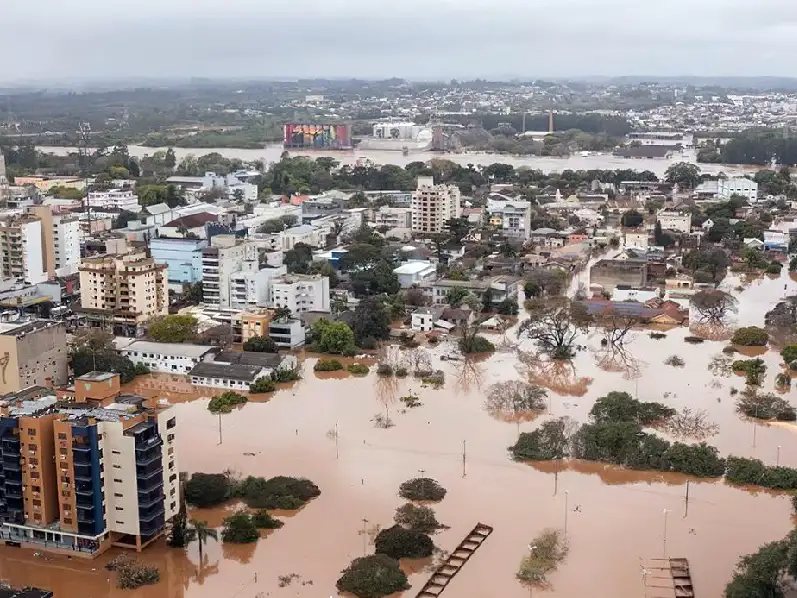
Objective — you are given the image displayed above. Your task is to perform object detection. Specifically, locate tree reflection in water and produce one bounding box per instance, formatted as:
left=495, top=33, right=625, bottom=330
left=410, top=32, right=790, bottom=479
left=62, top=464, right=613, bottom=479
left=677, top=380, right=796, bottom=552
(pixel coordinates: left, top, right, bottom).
left=516, top=351, right=592, bottom=397
left=452, top=355, right=486, bottom=394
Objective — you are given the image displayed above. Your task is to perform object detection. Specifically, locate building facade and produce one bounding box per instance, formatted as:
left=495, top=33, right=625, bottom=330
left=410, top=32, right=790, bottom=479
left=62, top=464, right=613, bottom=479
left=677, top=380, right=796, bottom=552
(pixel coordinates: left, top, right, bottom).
left=78, top=251, right=168, bottom=336
left=0, top=216, right=47, bottom=284
left=0, top=319, right=68, bottom=394
left=0, top=372, right=178, bottom=557
left=268, top=318, right=306, bottom=348
left=656, top=212, right=692, bottom=234
left=150, top=238, right=207, bottom=286
left=270, top=275, right=330, bottom=314
left=486, top=197, right=532, bottom=241
left=86, top=190, right=141, bottom=213
left=117, top=340, right=216, bottom=374
left=718, top=177, right=759, bottom=203
left=411, top=176, right=462, bottom=235
left=374, top=207, right=412, bottom=229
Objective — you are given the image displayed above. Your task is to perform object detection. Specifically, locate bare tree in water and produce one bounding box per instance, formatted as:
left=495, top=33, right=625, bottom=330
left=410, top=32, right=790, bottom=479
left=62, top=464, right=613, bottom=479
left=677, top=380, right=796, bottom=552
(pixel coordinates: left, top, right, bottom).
left=519, top=298, right=591, bottom=360
left=485, top=381, right=548, bottom=423
left=690, top=290, right=738, bottom=326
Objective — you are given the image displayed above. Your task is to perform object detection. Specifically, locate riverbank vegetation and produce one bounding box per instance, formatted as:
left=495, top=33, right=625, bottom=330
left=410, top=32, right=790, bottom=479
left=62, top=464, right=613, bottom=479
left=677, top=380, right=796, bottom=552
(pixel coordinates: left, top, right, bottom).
left=509, top=394, right=797, bottom=490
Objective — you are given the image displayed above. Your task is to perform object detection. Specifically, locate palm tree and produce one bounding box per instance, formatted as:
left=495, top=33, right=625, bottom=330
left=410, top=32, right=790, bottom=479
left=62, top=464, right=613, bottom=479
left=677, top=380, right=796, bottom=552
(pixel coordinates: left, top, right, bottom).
left=185, top=519, right=218, bottom=562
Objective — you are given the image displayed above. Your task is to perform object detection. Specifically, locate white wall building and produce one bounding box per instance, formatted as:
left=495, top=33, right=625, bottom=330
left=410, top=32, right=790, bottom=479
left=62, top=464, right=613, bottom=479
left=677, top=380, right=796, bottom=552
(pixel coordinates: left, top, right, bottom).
left=656, top=212, right=692, bottom=234
left=394, top=261, right=437, bottom=288
left=374, top=207, right=413, bottom=229
left=718, top=177, right=759, bottom=203
left=52, top=213, right=81, bottom=276
left=0, top=216, right=47, bottom=284
left=486, top=197, right=533, bottom=241
left=271, top=274, right=330, bottom=313
left=624, top=231, right=649, bottom=251
left=411, top=176, right=462, bottom=235
left=86, top=189, right=142, bottom=213
left=268, top=318, right=307, bottom=348
left=116, top=340, right=216, bottom=374
left=281, top=225, right=325, bottom=250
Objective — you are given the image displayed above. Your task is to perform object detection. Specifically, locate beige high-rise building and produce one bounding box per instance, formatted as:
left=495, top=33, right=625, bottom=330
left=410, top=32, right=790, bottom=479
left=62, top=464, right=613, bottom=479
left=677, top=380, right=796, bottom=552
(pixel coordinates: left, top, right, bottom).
left=411, top=176, right=462, bottom=235
left=78, top=250, right=168, bottom=336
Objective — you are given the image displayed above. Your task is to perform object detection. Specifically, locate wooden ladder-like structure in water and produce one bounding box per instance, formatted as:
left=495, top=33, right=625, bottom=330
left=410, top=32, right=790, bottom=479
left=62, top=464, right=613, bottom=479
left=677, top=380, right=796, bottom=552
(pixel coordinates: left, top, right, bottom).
left=643, top=557, right=694, bottom=598
left=415, top=523, right=493, bottom=598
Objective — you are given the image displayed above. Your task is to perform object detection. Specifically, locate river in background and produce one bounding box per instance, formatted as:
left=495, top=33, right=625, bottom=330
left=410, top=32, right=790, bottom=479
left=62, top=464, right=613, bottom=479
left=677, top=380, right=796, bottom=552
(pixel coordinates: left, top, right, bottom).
left=36, top=144, right=756, bottom=177
left=0, top=270, right=795, bottom=597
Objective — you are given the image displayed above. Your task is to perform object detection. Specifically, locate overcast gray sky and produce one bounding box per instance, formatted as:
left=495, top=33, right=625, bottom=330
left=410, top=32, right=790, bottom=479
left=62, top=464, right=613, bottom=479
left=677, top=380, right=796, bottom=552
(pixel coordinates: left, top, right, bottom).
left=4, top=0, right=797, bottom=82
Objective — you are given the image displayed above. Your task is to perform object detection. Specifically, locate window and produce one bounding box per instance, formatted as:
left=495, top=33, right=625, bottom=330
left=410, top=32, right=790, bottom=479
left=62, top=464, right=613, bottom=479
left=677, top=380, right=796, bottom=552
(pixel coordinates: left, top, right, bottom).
left=31, top=472, right=40, bottom=479
left=27, top=429, right=36, bottom=436
left=64, top=518, right=72, bottom=525
left=114, top=493, right=123, bottom=498
left=61, top=490, right=70, bottom=498
left=33, top=499, right=41, bottom=507
left=113, top=478, right=122, bottom=483
left=32, top=486, right=40, bottom=493
left=57, top=433, right=67, bottom=440
left=115, top=520, right=124, bottom=525
left=115, top=506, right=123, bottom=511
left=112, top=450, right=120, bottom=455
left=113, top=464, right=121, bottom=469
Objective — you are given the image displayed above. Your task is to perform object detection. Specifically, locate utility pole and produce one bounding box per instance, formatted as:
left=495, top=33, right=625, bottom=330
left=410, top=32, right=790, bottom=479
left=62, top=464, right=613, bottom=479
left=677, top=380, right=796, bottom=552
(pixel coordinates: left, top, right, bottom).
left=662, top=509, right=669, bottom=557
left=462, top=440, right=467, bottom=478
left=564, top=490, right=569, bottom=537
left=335, top=422, right=339, bottom=460
left=218, top=413, right=223, bottom=445
left=683, top=481, right=690, bottom=518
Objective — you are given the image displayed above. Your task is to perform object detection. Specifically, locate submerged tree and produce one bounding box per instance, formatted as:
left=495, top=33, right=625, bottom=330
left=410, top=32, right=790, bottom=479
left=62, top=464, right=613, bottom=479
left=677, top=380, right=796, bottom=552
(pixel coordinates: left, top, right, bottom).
left=690, top=290, right=738, bottom=326
left=519, top=298, right=591, bottom=360
left=517, top=529, right=569, bottom=587
left=336, top=554, right=409, bottom=598
left=485, top=380, right=548, bottom=423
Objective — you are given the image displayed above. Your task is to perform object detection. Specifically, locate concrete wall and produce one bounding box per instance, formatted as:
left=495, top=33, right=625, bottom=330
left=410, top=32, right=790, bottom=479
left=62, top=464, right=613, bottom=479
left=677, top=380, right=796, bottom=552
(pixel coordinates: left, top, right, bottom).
left=16, top=323, right=68, bottom=391
left=590, top=260, right=647, bottom=292
left=101, top=422, right=141, bottom=537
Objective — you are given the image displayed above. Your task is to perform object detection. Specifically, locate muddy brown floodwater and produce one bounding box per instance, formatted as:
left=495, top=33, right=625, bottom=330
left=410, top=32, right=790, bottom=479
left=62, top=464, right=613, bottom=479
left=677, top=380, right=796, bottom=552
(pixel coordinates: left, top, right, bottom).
left=1, top=271, right=797, bottom=598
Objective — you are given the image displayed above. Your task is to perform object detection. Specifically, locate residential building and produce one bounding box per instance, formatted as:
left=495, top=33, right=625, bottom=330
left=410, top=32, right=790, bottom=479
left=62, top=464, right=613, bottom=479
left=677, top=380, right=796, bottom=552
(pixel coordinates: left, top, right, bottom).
left=718, top=177, right=758, bottom=202
left=281, top=225, right=325, bottom=250
left=189, top=352, right=297, bottom=390
left=486, top=197, right=532, bottom=241
left=141, top=203, right=176, bottom=227
left=0, top=216, right=47, bottom=284
left=166, top=172, right=257, bottom=202
left=427, top=277, right=518, bottom=305
left=158, top=212, right=219, bottom=240
left=764, top=229, right=789, bottom=252
left=0, top=372, right=179, bottom=557
left=149, top=238, right=207, bottom=287
left=411, top=306, right=444, bottom=332
left=86, top=189, right=141, bottom=213
left=270, top=274, right=330, bottom=313
left=656, top=211, right=692, bottom=234
left=115, top=340, right=217, bottom=374
left=393, top=261, right=437, bottom=288
left=268, top=318, right=307, bottom=348
left=0, top=318, right=67, bottom=394
left=411, top=176, right=462, bottom=235
left=78, top=251, right=168, bottom=336
left=374, top=207, right=412, bottom=229
left=239, top=310, right=273, bottom=343
left=229, top=265, right=286, bottom=310
left=530, top=228, right=567, bottom=249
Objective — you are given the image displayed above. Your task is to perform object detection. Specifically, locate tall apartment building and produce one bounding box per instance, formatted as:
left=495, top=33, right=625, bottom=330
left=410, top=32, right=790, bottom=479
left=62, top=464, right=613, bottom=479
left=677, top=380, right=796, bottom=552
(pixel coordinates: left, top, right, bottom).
left=411, top=176, right=462, bottom=235
left=78, top=251, right=168, bottom=336
left=270, top=274, right=330, bottom=313
left=0, top=372, right=179, bottom=556
left=202, top=235, right=283, bottom=309
left=30, top=206, right=81, bottom=278
left=0, top=216, right=47, bottom=284
left=149, top=238, right=207, bottom=287
left=86, top=189, right=141, bottom=213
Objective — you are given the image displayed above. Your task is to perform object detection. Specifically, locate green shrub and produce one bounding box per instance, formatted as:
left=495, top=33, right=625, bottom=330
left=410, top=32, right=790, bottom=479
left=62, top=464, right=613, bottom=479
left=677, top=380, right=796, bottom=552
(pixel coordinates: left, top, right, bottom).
left=781, top=345, right=797, bottom=367
left=208, top=391, right=248, bottom=414
left=251, top=510, right=284, bottom=530
left=684, top=336, right=705, bottom=344
left=726, top=456, right=797, bottom=490
left=731, top=327, right=769, bottom=347
left=398, top=478, right=447, bottom=502
left=336, top=554, right=409, bottom=598
left=374, top=525, right=434, bottom=560
left=394, top=503, right=444, bottom=533
left=185, top=473, right=231, bottom=507
left=766, top=262, right=783, bottom=275
left=221, top=511, right=260, bottom=543
left=347, top=363, right=370, bottom=376
left=458, top=335, right=496, bottom=354
left=271, top=364, right=302, bottom=382
left=114, top=557, right=160, bottom=589
left=314, top=359, right=343, bottom=372
left=250, top=377, right=277, bottom=393
left=736, top=391, right=796, bottom=421
left=395, top=366, right=409, bottom=378
left=732, top=359, right=767, bottom=386
left=509, top=420, right=570, bottom=461
left=376, top=364, right=393, bottom=376
left=649, top=332, right=667, bottom=340
left=237, top=475, right=321, bottom=510
left=589, top=391, right=675, bottom=426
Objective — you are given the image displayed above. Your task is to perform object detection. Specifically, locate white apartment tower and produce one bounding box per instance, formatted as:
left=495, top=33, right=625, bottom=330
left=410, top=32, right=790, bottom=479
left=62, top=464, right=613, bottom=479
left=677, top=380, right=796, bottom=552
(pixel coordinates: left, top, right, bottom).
left=0, top=216, right=47, bottom=284
left=270, top=274, right=330, bottom=313
left=411, top=176, right=462, bottom=235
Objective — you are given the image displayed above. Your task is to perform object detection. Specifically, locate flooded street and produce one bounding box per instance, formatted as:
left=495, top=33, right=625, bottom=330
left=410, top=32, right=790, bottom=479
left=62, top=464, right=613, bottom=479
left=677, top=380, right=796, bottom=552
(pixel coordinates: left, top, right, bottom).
left=1, top=274, right=797, bottom=597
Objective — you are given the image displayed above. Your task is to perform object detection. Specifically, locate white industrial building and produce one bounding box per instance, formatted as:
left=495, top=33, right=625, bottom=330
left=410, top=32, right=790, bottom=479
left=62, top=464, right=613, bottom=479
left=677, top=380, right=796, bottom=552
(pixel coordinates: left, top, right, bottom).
left=394, top=261, right=437, bottom=288
left=656, top=212, right=692, bottom=234
left=718, top=177, right=759, bottom=203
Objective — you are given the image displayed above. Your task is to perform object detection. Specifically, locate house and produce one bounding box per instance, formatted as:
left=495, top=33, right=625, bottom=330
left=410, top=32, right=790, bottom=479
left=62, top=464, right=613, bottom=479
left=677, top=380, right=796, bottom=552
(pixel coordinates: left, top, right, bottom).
left=188, top=351, right=297, bottom=390
left=590, top=259, right=647, bottom=293
left=611, top=286, right=660, bottom=303
left=764, top=229, right=789, bottom=252
left=394, top=261, right=437, bottom=288
left=441, top=307, right=476, bottom=328
left=744, top=238, right=765, bottom=249
left=411, top=306, right=444, bottom=332
left=657, top=212, right=692, bottom=234
left=568, top=232, right=589, bottom=245
left=530, top=228, right=566, bottom=249
left=580, top=299, right=688, bottom=325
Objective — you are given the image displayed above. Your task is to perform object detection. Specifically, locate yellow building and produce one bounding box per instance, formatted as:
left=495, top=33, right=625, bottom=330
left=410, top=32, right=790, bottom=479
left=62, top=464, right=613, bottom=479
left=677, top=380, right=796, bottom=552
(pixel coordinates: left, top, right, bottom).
left=78, top=250, right=168, bottom=336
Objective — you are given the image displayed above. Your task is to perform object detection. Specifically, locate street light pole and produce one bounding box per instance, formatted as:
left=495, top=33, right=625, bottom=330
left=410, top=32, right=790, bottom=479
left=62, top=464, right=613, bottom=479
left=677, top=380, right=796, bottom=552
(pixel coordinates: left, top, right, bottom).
left=662, top=509, right=669, bottom=557
left=527, top=544, right=536, bottom=598
left=777, top=445, right=782, bottom=467
left=564, top=491, right=569, bottom=537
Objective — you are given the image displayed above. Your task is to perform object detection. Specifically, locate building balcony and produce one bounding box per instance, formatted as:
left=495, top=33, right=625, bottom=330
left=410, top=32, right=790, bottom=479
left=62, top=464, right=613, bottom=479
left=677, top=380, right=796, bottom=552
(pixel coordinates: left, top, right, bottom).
left=140, top=516, right=165, bottom=537
left=74, top=464, right=93, bottom=482
left=4, top=488, right=21, bottom=499
left=135, top=451, right=162, bottom=468
left=139, top=503, right=165, bottom=522
left=1, top=458, right=20, bottom=472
